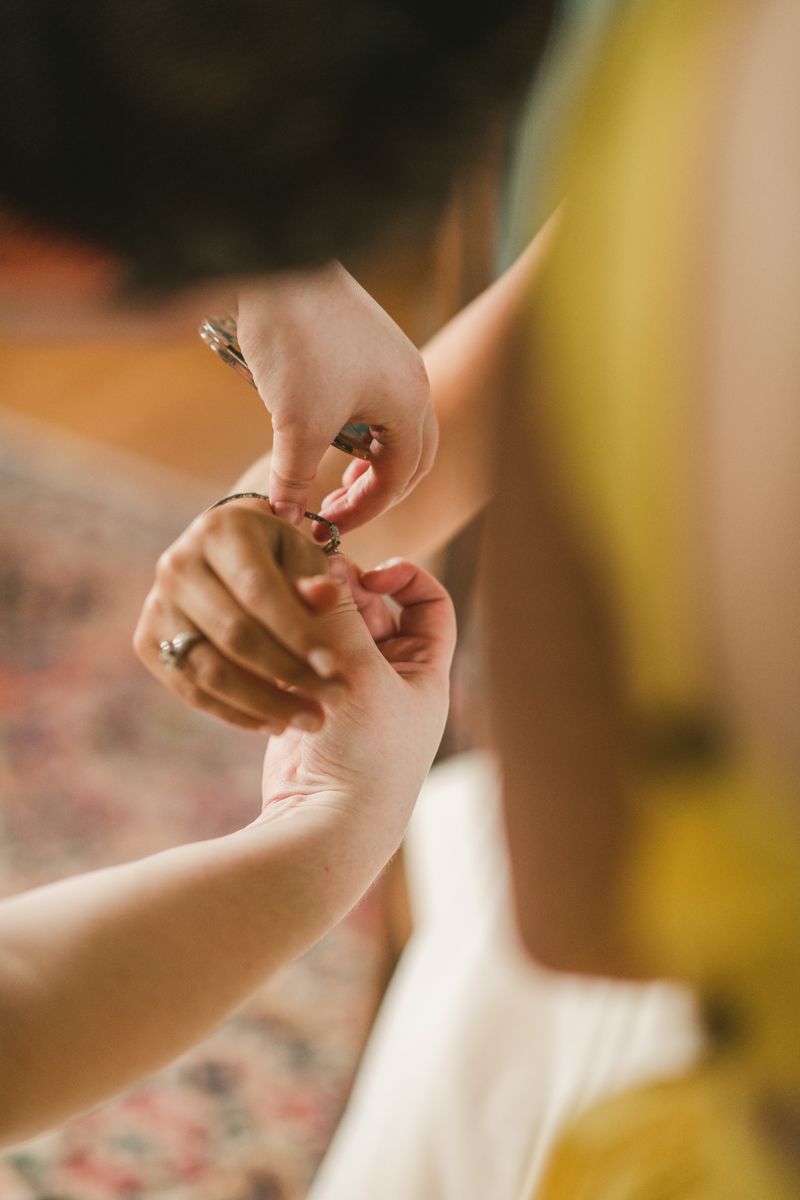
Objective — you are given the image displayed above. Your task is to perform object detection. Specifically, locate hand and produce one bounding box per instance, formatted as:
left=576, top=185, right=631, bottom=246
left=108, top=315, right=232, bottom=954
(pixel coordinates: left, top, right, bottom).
left=134, top=496, right=348, bottom=732
left=0, top=555, right=454, bottom=1150
left=258, top=556, right=456, bottom=846
left=235, top=262, right=438, bottom=535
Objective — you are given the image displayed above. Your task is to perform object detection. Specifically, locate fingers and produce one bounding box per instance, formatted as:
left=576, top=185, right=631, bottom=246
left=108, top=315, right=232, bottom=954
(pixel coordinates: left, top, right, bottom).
left=134, top=591, right=334, bottom=733
left=237, top=263, right=435, bottom=533
left=342, top=458, right=371, bottom=489
left=294, top=575, right=340, bottom=613
left=316, top=424, right=423, bottom=533
left=134, top=502, right=350, bottom=731
left=165, top=557, right=335, bottom=696
left=319, top=555, right=456, bottom=676
left=343, top=559, right=396, bottom=642
left=359, top=558, right=457, bottom=674
left=397, top=399, right=439, bottom=501
left=198, top=516, right=340, bottom=679
left=317, top=402, right=439, bottom=535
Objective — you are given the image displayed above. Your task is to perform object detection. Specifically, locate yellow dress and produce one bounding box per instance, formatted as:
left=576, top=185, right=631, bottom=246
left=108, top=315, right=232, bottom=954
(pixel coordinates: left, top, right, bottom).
left=527, top=0, right=800, bottom=1195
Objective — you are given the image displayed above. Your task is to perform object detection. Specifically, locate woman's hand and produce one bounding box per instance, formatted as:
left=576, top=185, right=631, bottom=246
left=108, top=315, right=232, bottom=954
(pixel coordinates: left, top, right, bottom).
left=134, top=496, right=348, bottom=732
left=235, top=262, right=438, bottom=535
left=258, top=555, right=456, bottom=850
left=0, top=558, right=453, bottom=1149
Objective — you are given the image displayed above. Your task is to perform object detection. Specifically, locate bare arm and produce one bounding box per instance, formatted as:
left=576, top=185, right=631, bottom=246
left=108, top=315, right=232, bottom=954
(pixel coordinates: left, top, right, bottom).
left=0, top=559, right=454, bottom=1146
left=481, top=380, right=632, bottom=975
left=0, top=809, right=370, bottom=1145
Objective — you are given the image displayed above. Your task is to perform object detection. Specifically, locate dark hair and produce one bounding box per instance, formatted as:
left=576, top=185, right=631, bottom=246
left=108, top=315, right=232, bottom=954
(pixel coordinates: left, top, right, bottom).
left=0, top=0, right=555, bottom=292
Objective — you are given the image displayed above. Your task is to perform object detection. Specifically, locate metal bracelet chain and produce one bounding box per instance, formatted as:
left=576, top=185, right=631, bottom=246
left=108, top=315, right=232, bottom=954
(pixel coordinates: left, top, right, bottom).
left=208, top=492, right=341, bottom=554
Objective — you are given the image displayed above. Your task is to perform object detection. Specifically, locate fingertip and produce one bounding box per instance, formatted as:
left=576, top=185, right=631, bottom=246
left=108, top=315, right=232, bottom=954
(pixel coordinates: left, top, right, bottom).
left=373, top=557, right=406, bottom=570
left=328, top=554, right=349, bottom=583
left=318, top=469, right=398, bottom=532
left=308, top=646, right=338, bottom=678
left=259, top=721, right=286, bottom=736
left=296, top=575, right=339, bottom=612
left=271, top=501, right=303, bottom=526
left=289, top=710, right=324, bottom=733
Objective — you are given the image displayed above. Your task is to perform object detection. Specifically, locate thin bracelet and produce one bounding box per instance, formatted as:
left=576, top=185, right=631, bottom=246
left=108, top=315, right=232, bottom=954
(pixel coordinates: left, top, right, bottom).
left=208, top=492, right=341, bottom=555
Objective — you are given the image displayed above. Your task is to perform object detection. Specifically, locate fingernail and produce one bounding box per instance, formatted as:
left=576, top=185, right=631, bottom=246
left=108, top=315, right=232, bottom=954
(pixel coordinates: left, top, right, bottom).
left=290, top=711, right=322, bottom=732
left=259, top=722, right=284, bottom=736
left=308, top=647, right=337, bottom=678
left=272, top=502, right=302, bottom=526
left=329, top=555, right=348, bottom=582
left=373, top=557, right=405, bottom=570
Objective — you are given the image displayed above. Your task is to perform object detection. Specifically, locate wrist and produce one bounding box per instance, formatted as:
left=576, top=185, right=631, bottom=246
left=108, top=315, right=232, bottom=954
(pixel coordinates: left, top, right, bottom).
left=234, top=261, right=339, bottom=321
left=251, top=785, right=408, bottom=878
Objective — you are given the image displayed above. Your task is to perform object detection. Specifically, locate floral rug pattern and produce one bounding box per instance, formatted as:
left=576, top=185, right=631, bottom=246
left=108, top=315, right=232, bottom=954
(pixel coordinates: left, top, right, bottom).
left=0, top=410, right=383, bottom=1200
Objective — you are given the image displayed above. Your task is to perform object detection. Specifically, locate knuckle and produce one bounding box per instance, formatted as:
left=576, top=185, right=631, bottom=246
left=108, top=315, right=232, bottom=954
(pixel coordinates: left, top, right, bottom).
left=198, top=506, right=233, bottom=537
left=202, top=503, right=250, bottom=534
left=193, top=654, right=229, bottom=696
left=133, top=591, right=161, bottom=640
left=269, top=463, right=316, bottom=492
left=234, top=565, right=268, bottom=612
left=276, top=657, right=309, bottom=688
left=155, top=542, right=188, bottom=583
left=132, top=622, right=149, bottom=660
left=182, top=681, right=215, bottom=713
left=216, top=612, right=257, bottom=660
left=408, top=355, right=431, bottom=403
left=203, top=502, right=275, bottom=542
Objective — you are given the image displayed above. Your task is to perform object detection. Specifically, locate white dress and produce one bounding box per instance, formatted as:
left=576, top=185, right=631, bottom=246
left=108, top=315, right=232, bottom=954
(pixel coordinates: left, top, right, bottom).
left=308, top=751, right=702, bottom=1200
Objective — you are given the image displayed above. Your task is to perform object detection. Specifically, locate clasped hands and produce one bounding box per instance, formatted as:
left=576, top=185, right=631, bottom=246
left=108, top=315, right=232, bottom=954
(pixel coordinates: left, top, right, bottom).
left=136, top=495, right=455, bottom=828
left=136, top=261, right=448, bottom=834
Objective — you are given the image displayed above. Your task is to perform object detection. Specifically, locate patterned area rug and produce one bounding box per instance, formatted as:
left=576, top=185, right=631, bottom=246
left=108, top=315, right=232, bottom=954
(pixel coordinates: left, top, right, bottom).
left=0, top=408, right=385, bottom=1200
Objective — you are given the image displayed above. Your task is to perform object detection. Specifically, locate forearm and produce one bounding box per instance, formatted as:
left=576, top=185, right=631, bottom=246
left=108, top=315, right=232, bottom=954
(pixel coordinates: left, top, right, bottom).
left=482, top=362, right=632, bottom=976
left=234, top=221, right=556, bottom=567
left=0, top=800, right=387, bottom=1147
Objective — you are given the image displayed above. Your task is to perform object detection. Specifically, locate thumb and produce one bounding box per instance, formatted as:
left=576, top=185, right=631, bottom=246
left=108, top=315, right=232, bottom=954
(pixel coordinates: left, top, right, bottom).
left=320, top=555, right=393, bottom=657
left=268, top=426, right=326, bottom=526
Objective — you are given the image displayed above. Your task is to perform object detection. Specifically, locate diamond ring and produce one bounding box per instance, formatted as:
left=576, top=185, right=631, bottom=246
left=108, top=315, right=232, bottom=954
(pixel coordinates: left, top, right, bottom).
left=159, top=631, right=203, bottom=670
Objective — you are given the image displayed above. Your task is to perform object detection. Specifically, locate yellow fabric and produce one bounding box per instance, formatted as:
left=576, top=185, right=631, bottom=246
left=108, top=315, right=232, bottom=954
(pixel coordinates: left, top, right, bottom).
left=528, top=0, right=800, bottom=1195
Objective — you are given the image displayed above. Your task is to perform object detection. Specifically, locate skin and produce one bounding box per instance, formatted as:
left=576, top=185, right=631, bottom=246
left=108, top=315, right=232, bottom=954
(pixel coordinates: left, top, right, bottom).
left=235, top=262, right=438, bottom=532
left=0, top=555, right=455, bottom=1146
left=135, top=497, right=345, bottom=733
left=134, top=226, right=555, bottom=733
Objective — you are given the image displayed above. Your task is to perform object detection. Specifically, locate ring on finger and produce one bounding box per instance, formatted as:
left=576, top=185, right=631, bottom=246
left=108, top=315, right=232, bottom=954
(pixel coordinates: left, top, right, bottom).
left=159, top=631, right=204, bottom=670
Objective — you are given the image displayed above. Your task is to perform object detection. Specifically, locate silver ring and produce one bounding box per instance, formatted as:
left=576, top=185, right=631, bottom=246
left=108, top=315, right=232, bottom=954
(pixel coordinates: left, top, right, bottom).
left=159, top=631, right=203, bottom=670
